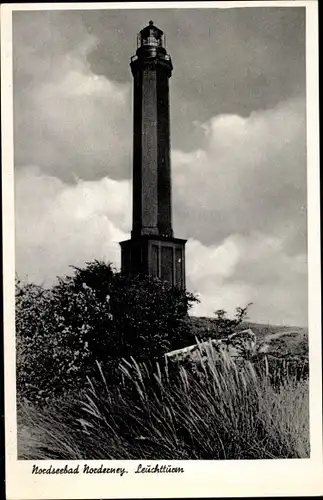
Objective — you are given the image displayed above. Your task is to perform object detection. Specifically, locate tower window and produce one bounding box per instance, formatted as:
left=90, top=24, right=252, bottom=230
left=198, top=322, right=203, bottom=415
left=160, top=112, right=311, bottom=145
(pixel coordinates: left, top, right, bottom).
left=175, top=248, right=183, bottom=288
left=151, top=245, right=159, bottom=277
left=161, top=246, right=173, bottom=285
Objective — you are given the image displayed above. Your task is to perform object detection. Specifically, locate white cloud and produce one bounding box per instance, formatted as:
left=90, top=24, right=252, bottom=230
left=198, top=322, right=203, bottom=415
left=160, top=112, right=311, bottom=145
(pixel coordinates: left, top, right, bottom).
left=15, top=167, right=131, bottom=285
left=186, top=237, right=240, bottom=281
left=186, top=232, right=307, bottom=326
left=15, top=166, right=307, bottom=326
left=172, top=97, right=306, bottom=252
left=170, top=98, right=307, bottom=325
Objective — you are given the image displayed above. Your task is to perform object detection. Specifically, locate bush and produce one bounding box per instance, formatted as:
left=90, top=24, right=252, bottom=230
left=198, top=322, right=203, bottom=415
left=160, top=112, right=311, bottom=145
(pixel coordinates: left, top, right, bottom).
left=16, top=261, right=198, bottom=402
left=211, top=303, right=253, bottom=338
left=17, top=352, right=310, bottom=460
left=188, top=304, right=253, bottom=343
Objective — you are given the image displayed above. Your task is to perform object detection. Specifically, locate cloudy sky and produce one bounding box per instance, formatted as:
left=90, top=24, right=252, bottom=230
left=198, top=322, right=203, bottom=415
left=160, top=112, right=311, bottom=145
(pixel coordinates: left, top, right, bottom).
left=13, top=6, right=307, bottom=326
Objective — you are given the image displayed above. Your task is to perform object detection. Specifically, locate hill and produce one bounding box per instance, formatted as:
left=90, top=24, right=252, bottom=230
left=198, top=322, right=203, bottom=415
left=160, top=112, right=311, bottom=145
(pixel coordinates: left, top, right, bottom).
left=189, top=316, right=308, bottom=358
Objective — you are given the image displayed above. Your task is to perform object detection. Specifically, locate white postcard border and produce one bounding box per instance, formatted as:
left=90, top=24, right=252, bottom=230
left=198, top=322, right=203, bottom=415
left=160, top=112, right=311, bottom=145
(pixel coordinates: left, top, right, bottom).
left=2, top=2, right=322, bottom=499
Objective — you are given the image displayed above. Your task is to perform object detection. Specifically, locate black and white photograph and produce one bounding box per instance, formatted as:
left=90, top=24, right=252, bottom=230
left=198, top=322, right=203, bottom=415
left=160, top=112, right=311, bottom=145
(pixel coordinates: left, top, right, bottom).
left=2, top=1, right=322, bottom=499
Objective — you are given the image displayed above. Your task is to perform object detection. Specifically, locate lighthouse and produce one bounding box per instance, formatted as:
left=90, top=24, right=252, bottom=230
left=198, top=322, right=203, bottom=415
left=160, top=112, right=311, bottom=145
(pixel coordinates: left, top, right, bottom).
left=120, top=21, right=186, bottom=289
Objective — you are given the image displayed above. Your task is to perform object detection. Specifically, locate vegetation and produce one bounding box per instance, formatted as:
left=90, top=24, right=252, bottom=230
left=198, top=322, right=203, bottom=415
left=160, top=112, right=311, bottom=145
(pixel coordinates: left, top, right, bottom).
left=190, top=316, right=308, bottom=350
left=16, top=261, right=197, bottom=403
left=18, top=352, right=309, bottom=460
left=15, top=259, right=309, bottom=460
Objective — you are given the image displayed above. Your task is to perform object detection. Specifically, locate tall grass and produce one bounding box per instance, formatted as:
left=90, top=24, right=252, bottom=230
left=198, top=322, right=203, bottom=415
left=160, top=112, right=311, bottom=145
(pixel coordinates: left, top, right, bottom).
left=17, top=347, right=309, bottom=460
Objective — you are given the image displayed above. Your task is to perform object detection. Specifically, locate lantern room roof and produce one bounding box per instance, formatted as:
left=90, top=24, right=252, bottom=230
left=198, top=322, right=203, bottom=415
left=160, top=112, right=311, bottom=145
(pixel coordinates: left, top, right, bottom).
left=139, top=20, right=164, bottom=39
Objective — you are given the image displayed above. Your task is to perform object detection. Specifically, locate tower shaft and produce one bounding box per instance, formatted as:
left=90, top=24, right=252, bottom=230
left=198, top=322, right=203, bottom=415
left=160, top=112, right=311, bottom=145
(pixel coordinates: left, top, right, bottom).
left=132, top=43, right=173, bottom=237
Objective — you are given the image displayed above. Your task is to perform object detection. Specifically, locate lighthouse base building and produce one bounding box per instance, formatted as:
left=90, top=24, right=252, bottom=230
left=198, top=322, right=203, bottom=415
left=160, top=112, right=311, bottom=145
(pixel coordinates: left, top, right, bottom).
left=120, top=235, right=186, bottom=290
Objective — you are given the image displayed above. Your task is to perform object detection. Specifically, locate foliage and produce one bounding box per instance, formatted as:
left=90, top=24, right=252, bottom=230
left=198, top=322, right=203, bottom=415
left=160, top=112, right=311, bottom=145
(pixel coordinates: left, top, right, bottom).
left=15, top=261, right=198, bottom=402
left=211, top=302, right=253, bottom=338
left=16, top=263, right=309, bottom=460
left=17, top=352, right=309, bottom=460
left=187, top=304, right=254, bottom=343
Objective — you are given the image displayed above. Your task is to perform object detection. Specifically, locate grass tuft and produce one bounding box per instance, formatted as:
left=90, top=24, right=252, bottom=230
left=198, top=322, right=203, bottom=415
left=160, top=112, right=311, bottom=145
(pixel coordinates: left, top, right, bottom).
left=17, top=349, right=309, bottom=460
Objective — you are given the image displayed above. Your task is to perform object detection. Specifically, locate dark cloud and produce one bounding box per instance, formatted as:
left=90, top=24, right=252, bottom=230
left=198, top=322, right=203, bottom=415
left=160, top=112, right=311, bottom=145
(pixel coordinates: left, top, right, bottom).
left=83, top=8, right=306, bottom=150
left=13, top=8, right=305, bottom=176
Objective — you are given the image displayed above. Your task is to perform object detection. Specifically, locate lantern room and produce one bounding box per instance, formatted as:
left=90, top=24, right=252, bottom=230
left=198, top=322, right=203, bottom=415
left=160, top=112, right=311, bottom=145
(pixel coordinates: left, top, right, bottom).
left=137, top=20, right=165, bottom=48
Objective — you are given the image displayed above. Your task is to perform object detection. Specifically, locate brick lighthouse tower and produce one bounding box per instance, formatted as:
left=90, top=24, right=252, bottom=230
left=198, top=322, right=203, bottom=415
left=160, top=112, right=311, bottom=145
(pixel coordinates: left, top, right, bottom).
left=120, top=21, right=186, bottom=289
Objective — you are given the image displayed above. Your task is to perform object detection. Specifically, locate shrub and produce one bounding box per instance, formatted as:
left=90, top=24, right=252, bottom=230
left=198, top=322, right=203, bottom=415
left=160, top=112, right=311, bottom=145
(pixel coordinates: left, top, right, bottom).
left=188, top=304, right=253, bottom=343
left=211, top=303, right=253, bottom=338
left=16, top=261, right=198, bottom=402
